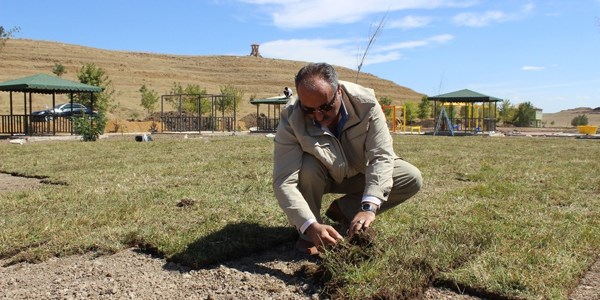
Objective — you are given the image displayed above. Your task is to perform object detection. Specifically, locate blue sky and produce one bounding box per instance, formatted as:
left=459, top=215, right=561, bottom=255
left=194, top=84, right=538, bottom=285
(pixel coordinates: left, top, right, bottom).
left=2, top=0, right=599, bottom=113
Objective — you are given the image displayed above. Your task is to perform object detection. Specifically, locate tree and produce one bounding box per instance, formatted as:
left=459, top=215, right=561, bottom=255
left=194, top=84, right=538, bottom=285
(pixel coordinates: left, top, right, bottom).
left=512, top=101, right=536, bottom=127
left=52, top=63, right=66, bottom=77
left=168, top=82, right=209, bottom=115
left=498, top=99, right=515, bottom=125
left=139, top=84, right=159, bottom=118
left=417, top=96, right=431, bottom=120
left=405, top=102, right=418, bottom=124
left=0, top=25, right=20, bottom=51
left=218, top=84, right=244, bottom=113
left=378, top=96, right=392, bottom=117
left=571, top=114, right=589, bottom=126
left=72, top=63, right=115, bottom=140
left=75, top=63, right=116, bottom=113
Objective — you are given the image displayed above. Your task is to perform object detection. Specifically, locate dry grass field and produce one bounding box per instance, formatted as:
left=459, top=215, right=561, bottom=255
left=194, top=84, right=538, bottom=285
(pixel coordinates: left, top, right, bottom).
left=0, top=39, right=423, bottom=123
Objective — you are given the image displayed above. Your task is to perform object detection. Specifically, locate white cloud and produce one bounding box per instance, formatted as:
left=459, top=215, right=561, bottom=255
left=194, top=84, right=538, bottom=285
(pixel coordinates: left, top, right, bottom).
left=452, top=2, right=534, bottom=27
left=261, top=34, right=453, bottom=69
left=522, top=66, right=544, bottom=71
left=388, top=16, right=432, bottom=29
left=453, top=10, right=507, bottom=27
left=378, top=34, right=453, bottom=51
left=521, top=3, right=535, bottom=14
left=260, top=38, right=360, bottom=69
left=239, top=0, right=476, bottom=29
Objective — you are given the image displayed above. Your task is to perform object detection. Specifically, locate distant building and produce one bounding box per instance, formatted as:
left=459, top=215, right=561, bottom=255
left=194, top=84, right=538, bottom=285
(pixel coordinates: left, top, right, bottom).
left=531, top=107, right=543, bottom=127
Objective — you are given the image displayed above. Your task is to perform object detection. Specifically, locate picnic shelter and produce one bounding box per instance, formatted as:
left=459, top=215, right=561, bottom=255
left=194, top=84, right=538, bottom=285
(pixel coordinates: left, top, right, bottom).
left=249, top=96, right=289, bottom=132
left=428, top=89, right=502, bottom=134
left=0, top=74, right=102, bottom=136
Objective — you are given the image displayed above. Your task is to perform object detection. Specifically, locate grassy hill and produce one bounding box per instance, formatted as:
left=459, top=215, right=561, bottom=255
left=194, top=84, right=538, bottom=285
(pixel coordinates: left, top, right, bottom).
left=542, top=107, right=600, bottom=128
left=0, top=39, right=423, bottom=122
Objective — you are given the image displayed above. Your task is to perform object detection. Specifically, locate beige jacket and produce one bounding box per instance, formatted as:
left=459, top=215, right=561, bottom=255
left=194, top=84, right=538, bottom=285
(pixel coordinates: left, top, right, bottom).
left=272, top=80, right=396, bottom=229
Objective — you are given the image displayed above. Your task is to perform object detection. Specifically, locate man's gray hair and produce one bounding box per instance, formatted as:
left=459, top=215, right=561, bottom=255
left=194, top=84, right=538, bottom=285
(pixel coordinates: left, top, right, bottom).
left=294, top=62, right=339, bottom=92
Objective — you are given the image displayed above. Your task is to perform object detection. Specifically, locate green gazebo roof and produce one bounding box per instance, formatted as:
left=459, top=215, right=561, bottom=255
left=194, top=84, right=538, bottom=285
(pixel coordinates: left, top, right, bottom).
left=249, top=96, right=290, bottom=105
left=428, top=89, right=502, bottom=102
left=0, top=73, right=103, bottom=94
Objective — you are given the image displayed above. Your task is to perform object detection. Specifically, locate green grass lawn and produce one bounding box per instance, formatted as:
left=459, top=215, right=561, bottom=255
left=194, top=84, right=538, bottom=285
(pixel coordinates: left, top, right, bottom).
left=1, top=134, right=598, bottom=299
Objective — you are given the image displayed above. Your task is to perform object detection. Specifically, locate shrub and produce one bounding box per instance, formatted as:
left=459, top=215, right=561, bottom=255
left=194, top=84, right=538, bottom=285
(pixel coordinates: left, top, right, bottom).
left=73, top=112, right=107, bottom=141
left=571, top=114, right=588, bottom=126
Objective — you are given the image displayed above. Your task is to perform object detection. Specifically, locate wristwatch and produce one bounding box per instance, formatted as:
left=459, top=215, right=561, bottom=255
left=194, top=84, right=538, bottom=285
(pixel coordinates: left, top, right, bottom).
left=361, top=202, right=378, bottom=214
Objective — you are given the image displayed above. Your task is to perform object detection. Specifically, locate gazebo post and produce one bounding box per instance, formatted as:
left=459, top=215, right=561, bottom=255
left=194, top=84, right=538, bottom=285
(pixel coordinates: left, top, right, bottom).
left=29, top=92, right=34, bottom=135
left=9, top=92, right=13, bottom=136
left=256, top=104, right=260, bottom=130
left=69, top=93, right=74, bottom=135
left=52, top=93, right=56, bottom=135
left=494, top=102, right=498, bottom=132
left=24, top=92, right=28, bottom=135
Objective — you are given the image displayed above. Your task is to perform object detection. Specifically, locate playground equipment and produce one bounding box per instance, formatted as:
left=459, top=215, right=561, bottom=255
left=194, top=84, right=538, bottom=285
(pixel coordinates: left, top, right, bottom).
left=382, top=105, right=406, bottom=133
left=434, top=106, right=455, bottom=136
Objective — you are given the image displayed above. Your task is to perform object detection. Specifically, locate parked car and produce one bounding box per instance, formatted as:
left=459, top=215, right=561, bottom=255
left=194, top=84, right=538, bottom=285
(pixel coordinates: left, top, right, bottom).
left=32, top=103, right=98, bottom=121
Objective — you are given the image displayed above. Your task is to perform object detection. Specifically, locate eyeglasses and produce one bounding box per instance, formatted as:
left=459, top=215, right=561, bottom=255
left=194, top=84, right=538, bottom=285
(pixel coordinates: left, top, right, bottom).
left=300, top=91, right=337, bottom=115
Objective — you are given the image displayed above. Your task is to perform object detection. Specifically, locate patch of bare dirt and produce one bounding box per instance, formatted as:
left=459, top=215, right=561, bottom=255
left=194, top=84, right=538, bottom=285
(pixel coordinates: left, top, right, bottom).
left=105, top=120, right=160, bottom=134
left=0, top=173, right=45, bottom=193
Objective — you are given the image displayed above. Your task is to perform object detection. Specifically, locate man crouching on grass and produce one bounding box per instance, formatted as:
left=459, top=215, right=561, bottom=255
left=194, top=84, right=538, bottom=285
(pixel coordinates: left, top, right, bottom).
left=273, top=62, right=422, bottom=255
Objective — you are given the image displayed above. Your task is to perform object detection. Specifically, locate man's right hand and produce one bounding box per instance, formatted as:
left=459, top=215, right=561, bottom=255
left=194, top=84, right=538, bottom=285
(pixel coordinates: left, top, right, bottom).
left=305, top=223, right=344, bottom=249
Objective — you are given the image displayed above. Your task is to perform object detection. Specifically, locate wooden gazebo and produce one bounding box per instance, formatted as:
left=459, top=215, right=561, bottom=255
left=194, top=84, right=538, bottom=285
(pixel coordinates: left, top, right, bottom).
left=249, top=96, right=289, bottom=132
left=428, top=89, right=502, bottom=134
left=0, top=74, right=102, bottom=136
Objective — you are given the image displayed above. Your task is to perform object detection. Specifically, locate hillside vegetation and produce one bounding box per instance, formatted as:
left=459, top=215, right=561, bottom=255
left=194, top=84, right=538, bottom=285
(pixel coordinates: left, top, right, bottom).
left=0, top=39, right=423, bottom=120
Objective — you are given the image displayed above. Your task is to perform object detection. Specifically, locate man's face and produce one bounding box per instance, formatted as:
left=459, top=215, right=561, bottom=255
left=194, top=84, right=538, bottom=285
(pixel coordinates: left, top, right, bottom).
left=297, top=79, right=340, bottom=128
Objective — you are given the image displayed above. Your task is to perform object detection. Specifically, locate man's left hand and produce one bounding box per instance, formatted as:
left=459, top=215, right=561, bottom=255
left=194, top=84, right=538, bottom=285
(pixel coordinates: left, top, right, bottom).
left=349, top=211, right=376, bottom=237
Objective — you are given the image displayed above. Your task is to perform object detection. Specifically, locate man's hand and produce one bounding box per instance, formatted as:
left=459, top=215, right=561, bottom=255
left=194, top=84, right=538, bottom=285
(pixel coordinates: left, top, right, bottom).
left=305, top=223, right=343, bottom=249
left=349, top=211, right=376, bottom=237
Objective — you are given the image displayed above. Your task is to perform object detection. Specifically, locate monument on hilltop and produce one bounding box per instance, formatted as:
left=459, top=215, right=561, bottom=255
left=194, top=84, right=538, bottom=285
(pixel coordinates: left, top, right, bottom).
left=249, top=44, right=262, bottom=57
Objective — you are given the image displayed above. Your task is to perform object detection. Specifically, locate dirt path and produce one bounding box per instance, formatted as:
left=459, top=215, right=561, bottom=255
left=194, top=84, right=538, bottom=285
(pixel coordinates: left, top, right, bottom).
left=0, top=173, right=598, bottom=299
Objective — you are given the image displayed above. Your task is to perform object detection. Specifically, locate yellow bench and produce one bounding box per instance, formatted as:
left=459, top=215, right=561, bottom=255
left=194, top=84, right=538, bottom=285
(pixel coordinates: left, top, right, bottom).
left=410, top=126, right=421, bottom=134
